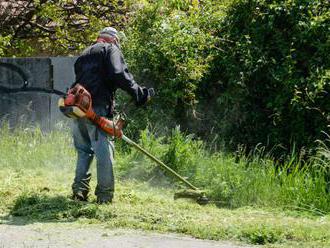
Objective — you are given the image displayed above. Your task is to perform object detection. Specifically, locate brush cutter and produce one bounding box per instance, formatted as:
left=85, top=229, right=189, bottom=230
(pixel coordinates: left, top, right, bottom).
left=58, top=84, right=209, bottom=205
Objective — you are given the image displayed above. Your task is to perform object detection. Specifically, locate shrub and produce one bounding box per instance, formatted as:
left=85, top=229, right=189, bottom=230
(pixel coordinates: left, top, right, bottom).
left=124, top=0, right=330, bottom=152
left=202, top=0, right=330, bottom=150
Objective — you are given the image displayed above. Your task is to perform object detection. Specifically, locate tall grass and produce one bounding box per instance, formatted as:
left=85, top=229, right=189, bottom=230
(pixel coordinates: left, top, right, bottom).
left=0, top=122, right=75, bottom=169
left=117, top=127, right=330, bottom=214
left=1, top=124, right=330, bottom=214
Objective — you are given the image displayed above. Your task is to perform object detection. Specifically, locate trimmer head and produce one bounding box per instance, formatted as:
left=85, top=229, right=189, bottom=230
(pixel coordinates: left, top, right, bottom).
left=174, top=189, right=210, bottom=205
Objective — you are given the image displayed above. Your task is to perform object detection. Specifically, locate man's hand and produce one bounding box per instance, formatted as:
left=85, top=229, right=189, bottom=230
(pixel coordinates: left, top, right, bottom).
left=136, top=87, right=155, bottom=106
left=147, top=88, right=155, bottom=102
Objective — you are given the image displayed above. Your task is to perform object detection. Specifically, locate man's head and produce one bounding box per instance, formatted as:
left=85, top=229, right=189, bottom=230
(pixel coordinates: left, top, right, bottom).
left=97, top=27, right=120, bottom=46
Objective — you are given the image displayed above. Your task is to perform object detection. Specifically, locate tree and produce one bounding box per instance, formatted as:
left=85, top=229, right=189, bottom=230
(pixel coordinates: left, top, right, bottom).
left=0, top=0, right=128, bottom=56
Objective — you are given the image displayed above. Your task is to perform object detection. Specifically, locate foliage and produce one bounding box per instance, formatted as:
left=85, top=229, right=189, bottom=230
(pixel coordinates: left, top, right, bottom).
left=123, top=0, right=222, bottom=127
left=0, top=35, right=11, bottom=56
left=1, top=0, right=329, bottom=152
left=201, top=0, right=330, bottom=150
left=162, top=126, right=203, bottom=174
left=117, top=126, right=330, bottom=213
left=124, top=0, right=330, bottom=151
left=0, top=0, right=128, bottom=56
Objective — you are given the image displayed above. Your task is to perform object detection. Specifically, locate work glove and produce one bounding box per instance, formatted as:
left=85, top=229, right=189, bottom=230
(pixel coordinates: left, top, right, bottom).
left=135, top=87, right=155, bottom=107
left=147, top=88, right=155, bottom=102
left=136, top=87, right=155, bottom=107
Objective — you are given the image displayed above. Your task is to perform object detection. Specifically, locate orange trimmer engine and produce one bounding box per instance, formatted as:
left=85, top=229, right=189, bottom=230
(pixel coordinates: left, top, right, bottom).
left=58, top=84, right=123, bottom=138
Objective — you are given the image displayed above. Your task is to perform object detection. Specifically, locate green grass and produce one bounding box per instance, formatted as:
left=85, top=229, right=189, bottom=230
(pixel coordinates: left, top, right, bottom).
left=1, top=125, right=330, bottom=247
left=1, top=167, right=330, bottom=248
left=116, top=127, right=330, bottom=213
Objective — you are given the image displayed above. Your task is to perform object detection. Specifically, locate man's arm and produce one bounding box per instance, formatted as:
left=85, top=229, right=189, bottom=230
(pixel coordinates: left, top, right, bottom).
left=105, top=45, right=150, bottom=106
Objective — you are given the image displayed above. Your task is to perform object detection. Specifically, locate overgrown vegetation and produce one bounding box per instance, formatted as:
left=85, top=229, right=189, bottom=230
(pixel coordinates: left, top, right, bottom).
left=1, top=124, right=330, bottom=214
left=117, top=127, right=330, bottom=214
left=1, top=126, right=330, bottom=247
left=1, top=0, right=328, bottom=151
left=0, top=0, right=128, bottom=56
left=124, top=0, right=330, bottom=151
left=1, top=1, right=330, bottom=247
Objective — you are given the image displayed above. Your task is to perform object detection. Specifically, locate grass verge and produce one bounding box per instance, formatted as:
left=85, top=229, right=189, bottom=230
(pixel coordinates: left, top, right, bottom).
left=1, top=125, right=330, bottom=247
left=1, top=167, right=330, bottom=248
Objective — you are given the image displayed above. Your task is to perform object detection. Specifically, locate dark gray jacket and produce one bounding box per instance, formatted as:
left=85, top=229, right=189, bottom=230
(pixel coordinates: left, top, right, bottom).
left=74, top=42, right=149, bottom=113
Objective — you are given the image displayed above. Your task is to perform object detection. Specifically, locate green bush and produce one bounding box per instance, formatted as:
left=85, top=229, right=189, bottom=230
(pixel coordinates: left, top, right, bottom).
left=3, top=0, right=328, bottom=152
left=0, top=0, right=128, bottom=56
left=123, top=0, right=222, bottom=130
left=202, top=0, right=330, bottom=150
left=124, top=0, right=330, bottom=152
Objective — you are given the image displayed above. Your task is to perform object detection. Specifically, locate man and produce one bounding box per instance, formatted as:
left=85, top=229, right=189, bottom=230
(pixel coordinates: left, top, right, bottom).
left=71, top=27, right=153, bottom=204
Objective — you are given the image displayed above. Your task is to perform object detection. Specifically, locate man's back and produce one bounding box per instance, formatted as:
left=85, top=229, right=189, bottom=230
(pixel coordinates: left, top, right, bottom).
left=74, top=42, right=113, bottom=106
left=74, top=41, right=149, bottom=110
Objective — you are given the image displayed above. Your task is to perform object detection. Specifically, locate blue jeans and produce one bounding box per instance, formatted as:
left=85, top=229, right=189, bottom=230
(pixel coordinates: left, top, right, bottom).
left=71, top=105, right=115, bottom=201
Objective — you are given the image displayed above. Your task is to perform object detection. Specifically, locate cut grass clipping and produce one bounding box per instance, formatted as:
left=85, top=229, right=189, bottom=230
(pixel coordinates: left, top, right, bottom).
left=1, top=125, right=330, bottom=248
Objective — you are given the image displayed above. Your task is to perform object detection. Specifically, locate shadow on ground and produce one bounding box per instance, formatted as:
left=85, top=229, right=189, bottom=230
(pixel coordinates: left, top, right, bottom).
left=1, top=193, right=106, bottom=225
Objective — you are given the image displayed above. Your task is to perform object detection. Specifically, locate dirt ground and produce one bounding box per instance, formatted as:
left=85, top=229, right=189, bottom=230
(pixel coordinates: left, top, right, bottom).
left=0, top=221, right=250, bottom=248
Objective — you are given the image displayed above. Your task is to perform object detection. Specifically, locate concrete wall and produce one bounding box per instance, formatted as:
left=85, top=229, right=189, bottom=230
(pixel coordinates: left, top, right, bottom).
left=0, top=57, right=77, bottom=130
left=50, top=57, right=77, bottom=126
